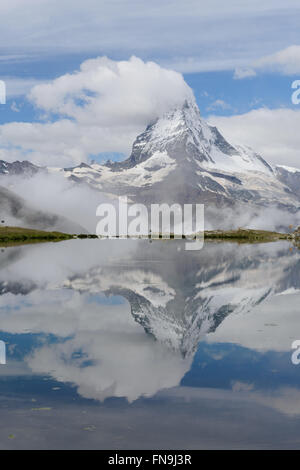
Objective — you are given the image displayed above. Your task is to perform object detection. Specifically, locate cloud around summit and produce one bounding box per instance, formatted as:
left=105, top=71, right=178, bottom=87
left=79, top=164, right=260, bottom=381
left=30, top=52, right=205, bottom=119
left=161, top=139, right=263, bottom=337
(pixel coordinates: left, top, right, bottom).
left=0, top=56, right=193, bottom=167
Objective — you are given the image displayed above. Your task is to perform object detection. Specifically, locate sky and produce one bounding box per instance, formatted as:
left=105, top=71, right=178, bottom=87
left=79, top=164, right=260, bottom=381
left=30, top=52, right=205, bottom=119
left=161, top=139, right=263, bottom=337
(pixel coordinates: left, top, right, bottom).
left=1, top=0, right=300, bottom=167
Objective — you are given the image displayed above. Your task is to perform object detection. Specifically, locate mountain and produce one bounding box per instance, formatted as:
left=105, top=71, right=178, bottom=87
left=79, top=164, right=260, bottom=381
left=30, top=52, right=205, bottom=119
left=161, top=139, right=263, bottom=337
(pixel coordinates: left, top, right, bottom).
left=1, top=98, right=300, bottom=224
left=276, top=165, right=300, bottom=200
left=62, top=240, right=300, bottom=357
left=1, top=237, right=300, bottom=400
left=0, top=159, right=41, bottom=177
left=53, top=99, right=300, bottom=212
left=2, top=237, right=299, bottom=359
left=0, top=235, right=300, bottom=401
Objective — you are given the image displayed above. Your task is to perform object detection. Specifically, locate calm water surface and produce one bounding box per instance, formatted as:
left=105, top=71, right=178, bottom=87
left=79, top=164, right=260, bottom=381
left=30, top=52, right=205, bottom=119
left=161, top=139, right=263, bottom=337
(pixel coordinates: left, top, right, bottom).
left=1, top=239, right=300, bottom=449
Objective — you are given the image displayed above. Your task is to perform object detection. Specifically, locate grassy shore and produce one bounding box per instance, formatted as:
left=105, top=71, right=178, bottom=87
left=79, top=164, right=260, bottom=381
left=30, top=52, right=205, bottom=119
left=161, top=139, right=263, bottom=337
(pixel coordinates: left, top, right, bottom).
left=0, top=226, right=296, bottom=247
left=138, top=228, right=293, bottom=243
left=203, top=228, right=293, bottom=243
left=0, top=226, right=74, bottom=244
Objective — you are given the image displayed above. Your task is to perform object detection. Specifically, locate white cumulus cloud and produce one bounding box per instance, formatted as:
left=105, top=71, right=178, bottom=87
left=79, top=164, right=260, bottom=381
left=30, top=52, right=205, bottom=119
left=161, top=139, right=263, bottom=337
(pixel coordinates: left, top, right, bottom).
left=0, top=56, right=193, bottom=167
left=209, top=107, right=300, bottom=168
left=234, top=45, right=300, bottom=78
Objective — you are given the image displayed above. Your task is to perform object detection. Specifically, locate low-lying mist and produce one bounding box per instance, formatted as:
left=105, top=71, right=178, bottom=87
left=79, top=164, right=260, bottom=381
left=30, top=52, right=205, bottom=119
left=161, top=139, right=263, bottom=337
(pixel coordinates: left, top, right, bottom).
left=1, top=172, right=299, bottom=234
left=0, top=172, right=109, bottom=233
left=205, top=205, right=300, bottom=232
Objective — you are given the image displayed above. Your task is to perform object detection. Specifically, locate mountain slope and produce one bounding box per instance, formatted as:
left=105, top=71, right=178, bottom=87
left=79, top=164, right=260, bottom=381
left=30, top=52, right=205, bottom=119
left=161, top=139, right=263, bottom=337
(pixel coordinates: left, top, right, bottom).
left=116, top=99, right=273, bottom=174
left=276, top=165, right=300, bottom=200
left=52, top=99, right=300, bottom=212
left=1, top=99, right=300, bottom=220
left=0, top=185, right=85, bottom=233
left=62, top=240, right=300, bottom=357
left=0, top=160, right=41, bottom=177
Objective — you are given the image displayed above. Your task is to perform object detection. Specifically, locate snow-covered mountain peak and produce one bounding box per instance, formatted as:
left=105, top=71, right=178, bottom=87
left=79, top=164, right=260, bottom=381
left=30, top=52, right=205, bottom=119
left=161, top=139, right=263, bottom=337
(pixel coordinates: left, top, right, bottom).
left=128, top=98, right=218, bottom=167
left=0, top=160, right=41, bottom=177
left=125, top=98, right=273, bottom=176
left=0, top=98, right=299, bottom=216
left=277, top=164, right=300, bottom=174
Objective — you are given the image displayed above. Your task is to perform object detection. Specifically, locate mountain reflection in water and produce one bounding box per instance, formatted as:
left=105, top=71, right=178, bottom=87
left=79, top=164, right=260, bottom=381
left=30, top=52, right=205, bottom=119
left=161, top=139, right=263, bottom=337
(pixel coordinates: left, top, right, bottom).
left=1, top=239, right=300, bottom=449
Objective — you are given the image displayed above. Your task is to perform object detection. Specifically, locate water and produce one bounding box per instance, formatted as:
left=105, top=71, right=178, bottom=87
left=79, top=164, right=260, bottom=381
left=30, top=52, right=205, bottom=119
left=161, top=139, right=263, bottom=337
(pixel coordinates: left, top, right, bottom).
left=0, top=238, right=300, bottom=449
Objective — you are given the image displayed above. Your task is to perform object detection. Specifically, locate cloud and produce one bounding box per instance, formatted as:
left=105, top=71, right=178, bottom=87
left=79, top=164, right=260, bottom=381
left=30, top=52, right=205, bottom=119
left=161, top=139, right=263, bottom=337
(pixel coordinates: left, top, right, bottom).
left=0, top=54, right=31, bottom=62
left=207, top=291, right=300, bottom=353
left=1, top=1, right=300, bottom=73
left=0, top=171, right=112, bottom=233
left=0, top=240, right=191, bottom=402
left=206, top=99, right=231, bottom=111
left=1, top=53, right=300, bottom=170
left=234, top=45, right=300, bottom=78
left=0, top=288, right=190, bottom=402
left=2, top=77, right=45, bottom=97
left=10, top=101, right=21, bottom=112
left=254, top=45, right=300, bottom=75
left=209, top=107, right=300, bottom=168
left=0, top=56, right=193, bottom=166
left=233, top=67, right=257, bottom=79
left=28, top=56, right=192, bottom=123
left=231, top=381, right=254, bottom=392
left=165, top=386, right=300, bottom=418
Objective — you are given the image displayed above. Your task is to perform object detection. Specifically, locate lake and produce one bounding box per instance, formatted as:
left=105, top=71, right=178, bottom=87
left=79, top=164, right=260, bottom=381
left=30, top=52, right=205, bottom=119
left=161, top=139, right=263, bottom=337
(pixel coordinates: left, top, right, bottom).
left=1, top=238, right=300, bottom=449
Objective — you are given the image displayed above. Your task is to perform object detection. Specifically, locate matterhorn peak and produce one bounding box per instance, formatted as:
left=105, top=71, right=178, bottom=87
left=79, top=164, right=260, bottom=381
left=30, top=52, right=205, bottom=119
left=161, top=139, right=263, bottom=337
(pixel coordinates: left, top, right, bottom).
left=1, top=95, right=297, bottom=216
left=124, top=97, right=272, bottom=175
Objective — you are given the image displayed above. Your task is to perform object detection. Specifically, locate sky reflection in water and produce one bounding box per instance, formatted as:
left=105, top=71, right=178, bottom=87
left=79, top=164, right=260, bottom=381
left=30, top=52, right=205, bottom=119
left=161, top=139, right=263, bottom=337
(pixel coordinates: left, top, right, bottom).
left=1, top=239, right=300, bottom=449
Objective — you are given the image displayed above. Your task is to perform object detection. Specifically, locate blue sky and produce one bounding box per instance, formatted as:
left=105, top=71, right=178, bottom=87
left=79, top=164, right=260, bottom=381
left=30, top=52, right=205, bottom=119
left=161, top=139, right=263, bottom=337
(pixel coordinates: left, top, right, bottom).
left=1, top=70, right=296, bottom=125
left=1, top=0, right=300, bottom=167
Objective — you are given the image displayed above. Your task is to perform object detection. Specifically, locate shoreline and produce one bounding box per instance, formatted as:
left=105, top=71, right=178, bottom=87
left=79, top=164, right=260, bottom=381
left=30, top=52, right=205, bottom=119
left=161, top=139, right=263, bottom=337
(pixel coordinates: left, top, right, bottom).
left=0, top=226, right=298, bottom=247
